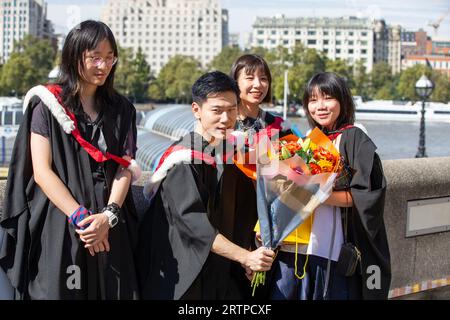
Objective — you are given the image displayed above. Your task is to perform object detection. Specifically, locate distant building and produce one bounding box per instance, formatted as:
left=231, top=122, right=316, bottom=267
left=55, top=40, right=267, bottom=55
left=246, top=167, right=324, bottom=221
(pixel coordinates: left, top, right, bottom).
left=373, top=20, right=401, bottom=74
left=251, top=15, right=411, bottom=74
left=242, top=31, right=253, bottom=50
left=228, top=32, right=239, bottom=47
left=401, top=29, right=428, bottom=59
left=402, top=54, right=450, bottom=78
left=428, top=38, right=450, bottom=55
left=0, top=0, right=55, bottom=63
left=252, top=15, right=375, bottom=72
left=101, top=0, right=229, bottom=75
left=400, top=27, right=450, bottom=78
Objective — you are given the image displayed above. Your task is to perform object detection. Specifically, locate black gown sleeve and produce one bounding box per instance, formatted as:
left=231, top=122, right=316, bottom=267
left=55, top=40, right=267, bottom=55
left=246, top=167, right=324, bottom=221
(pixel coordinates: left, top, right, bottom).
left=122, top=126, right=136, bottom=158
left=345, top=128, right=387, bottom=240
left=157, top=163, right=218, bottom=299
left=341, top=127, right=391, bottom=299
left=122, top=105, right=137, bottom=158
left=162, top=164, right=217, bottom=246
left=0, top=97, right=38, bottom=296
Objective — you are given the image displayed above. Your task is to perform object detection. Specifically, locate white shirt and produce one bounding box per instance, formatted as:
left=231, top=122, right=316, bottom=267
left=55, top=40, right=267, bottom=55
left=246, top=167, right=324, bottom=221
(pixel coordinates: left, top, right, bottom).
left=279, top=135, right=345, bottom=261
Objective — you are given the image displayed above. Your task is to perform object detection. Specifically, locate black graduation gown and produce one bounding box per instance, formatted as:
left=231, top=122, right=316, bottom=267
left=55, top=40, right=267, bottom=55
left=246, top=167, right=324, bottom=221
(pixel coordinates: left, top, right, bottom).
left=0, top=93, right=139, bottom=300
left=339, top=127, right=392, bottom=299
left=137, top=132, right=257, bottom=300
left=235, top=110, right=292, bottom=139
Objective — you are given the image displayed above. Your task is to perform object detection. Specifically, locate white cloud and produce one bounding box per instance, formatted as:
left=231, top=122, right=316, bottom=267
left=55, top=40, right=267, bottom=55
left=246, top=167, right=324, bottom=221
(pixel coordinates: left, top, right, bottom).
left=47, top=4, right=103, bottom=33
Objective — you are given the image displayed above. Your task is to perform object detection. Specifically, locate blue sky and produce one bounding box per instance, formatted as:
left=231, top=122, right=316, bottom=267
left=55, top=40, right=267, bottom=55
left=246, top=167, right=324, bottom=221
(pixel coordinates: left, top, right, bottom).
left=46, top=0, right=450, bottom=39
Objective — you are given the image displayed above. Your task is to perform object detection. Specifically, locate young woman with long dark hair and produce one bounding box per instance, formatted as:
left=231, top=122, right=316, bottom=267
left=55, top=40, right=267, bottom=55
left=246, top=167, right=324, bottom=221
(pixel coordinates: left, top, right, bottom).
left=0, top=20, right=140, bottom=300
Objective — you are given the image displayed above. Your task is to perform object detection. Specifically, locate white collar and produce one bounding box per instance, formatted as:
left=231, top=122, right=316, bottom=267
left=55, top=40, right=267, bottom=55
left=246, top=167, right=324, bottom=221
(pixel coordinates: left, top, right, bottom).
left=23, top=85, right=75, bottom=134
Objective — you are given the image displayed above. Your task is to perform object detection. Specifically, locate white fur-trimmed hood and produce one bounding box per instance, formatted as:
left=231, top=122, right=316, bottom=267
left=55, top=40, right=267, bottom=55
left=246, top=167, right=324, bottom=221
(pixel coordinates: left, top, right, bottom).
left=23, top=85, right=75, bottom=134
left=23, top=85, right=142, bottom=183
left=143, top=149, right=195, bottom=200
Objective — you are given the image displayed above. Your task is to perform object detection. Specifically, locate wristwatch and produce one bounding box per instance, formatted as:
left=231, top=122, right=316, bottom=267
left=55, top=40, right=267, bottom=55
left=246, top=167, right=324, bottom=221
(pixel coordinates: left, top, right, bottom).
left=101, top=202, right=121, bottom=228
left=103, top=209, right=119, bottom=228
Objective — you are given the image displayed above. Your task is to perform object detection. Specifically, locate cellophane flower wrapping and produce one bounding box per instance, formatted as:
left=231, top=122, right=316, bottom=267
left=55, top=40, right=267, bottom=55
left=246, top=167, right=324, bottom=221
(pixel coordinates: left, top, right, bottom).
left=234, top=127, right=344, bottom=295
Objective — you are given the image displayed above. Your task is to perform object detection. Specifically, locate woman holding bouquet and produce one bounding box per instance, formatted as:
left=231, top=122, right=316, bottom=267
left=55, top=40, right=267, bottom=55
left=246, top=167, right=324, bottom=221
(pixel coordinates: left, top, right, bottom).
left=0, top=21, right=140, bottom=299
left=269, top=72, right=391, bottom=300
left=230, top=54, right=292, bottom=298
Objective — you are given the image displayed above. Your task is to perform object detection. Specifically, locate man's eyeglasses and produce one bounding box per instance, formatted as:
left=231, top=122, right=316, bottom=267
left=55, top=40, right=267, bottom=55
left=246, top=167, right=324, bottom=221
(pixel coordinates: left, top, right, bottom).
left=86, top=55, right=118, bottom=67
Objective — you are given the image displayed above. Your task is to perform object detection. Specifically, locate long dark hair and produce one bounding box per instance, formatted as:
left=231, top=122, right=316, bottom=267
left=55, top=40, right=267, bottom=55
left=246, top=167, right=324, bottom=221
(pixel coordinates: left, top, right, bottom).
left=58, top=20, right=118, bottom=114
left=230, top=54, right=272, bottom=103
left=302, top=72, right=355, bottom=130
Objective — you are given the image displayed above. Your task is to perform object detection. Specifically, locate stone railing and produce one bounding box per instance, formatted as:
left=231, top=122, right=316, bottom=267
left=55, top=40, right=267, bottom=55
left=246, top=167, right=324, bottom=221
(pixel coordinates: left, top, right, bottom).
left=382, top=157, right=450, bottom=299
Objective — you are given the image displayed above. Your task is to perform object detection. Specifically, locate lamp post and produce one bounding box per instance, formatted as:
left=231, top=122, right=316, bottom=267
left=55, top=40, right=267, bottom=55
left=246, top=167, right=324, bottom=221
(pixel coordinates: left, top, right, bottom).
left=414, top=75, right=434, bottom=158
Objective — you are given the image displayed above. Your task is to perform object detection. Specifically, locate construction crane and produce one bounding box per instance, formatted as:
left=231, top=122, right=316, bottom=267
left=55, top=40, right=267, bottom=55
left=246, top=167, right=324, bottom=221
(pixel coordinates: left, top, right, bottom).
left=428, top=10, right=450, bottom=36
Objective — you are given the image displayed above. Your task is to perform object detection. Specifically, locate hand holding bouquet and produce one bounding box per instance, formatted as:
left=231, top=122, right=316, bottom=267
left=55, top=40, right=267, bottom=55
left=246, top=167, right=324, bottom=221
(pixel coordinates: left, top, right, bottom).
left=237, top=128, right=344, bottom=295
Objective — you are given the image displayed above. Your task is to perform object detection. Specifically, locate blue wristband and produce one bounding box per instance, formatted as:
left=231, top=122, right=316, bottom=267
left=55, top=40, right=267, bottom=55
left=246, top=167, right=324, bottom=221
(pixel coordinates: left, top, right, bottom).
left=68, top=206, right=92, bottom=230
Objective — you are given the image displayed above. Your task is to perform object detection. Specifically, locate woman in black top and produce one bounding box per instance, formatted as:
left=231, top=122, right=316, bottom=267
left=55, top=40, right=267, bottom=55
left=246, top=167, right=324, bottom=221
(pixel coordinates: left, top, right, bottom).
left=0, top=20, right=140, bottom=300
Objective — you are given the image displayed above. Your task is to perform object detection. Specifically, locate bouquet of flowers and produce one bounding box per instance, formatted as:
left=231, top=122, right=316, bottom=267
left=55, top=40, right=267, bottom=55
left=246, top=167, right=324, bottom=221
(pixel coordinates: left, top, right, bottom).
left=235, top=127, right=344, bottom=295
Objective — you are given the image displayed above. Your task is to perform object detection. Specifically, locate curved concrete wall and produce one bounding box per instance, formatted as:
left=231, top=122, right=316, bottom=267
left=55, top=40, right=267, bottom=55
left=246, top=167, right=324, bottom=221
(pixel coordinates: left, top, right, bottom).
left=1, top=157, right=449, bottom=299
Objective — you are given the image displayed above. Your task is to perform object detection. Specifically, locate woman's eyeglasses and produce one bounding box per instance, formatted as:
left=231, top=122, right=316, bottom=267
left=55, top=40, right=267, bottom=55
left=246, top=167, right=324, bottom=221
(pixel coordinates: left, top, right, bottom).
left=86, top=56, right=118, bottom=67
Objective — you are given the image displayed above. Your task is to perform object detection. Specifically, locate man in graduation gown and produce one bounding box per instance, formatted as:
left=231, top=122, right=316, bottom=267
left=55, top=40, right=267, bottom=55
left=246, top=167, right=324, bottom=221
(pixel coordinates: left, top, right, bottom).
left=137, top=71, right=275, bottom=300
left=338, top=126, right=391, bottom=299
left=0, top=85, right=140, bottom=299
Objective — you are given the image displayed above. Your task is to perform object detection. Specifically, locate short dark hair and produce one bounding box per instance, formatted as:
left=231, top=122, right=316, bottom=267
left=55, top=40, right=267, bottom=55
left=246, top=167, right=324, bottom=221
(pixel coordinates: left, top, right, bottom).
left=58, top=20, right=118, bottom=114
left=302, top=72, right=355, bottom=130
left=230, top=54, right=272, bottom=103
left=192, top=71, right=240, bottom=105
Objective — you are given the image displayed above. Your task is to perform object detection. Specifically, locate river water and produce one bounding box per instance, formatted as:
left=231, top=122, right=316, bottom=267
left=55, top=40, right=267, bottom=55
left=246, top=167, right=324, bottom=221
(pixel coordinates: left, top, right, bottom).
left=289, top=118, right=450, bottom=160
left=135, top=104, right=450, bottom=160
left=1, top=112, right=449, bottom=167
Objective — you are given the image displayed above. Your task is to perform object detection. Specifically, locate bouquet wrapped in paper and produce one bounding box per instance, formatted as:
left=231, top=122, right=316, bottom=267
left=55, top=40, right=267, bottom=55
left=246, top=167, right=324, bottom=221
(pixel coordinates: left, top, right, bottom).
left=234, top=127, right=344, bottom=294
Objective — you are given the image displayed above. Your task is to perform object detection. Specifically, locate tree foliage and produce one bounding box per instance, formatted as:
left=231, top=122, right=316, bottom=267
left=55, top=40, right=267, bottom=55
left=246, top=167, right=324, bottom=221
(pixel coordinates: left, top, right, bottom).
left=431, top=71, right=450, bottom=103
left=0, top=38, right=448, bottom=104
left=0, top=64, right=3, bottom=92
left=209, top=46, right=243, bottom=74
left=397, top=64, right=449, bottom=103
left=352, top=60, right=370, bottom=100
left=129, top=47, right=151, bottom=102
left=114, top=45, right=134, bottom=98
left=370, top=62, right=395, bottom=99
left=114, top=45, right=152, bottom=102
left=149, top=55, right=203, bottom=103
left=0, top=35, right=56, bottom=96
left=325, top=58, right=352, bottom=83
left=269, top=45, right=326, bottom=103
